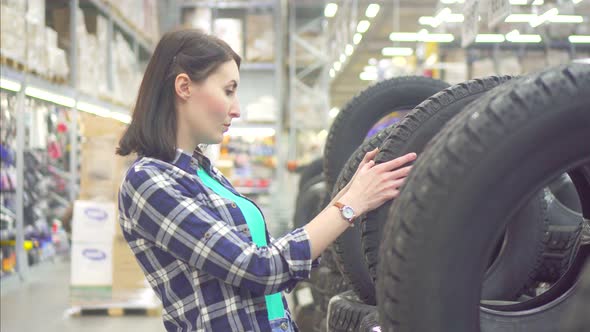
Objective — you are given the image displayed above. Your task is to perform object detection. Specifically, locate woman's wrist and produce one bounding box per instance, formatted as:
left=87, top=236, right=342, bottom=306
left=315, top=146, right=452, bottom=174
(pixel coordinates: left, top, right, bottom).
left=337, top=192, right=366, bottom=216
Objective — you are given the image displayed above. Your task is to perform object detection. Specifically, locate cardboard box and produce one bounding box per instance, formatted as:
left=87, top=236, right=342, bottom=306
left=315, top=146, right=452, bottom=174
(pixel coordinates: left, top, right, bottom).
left=72, top=200, right=116, bottom=243
left=71, top=241, right=113, bottom=286
left=112, top=237, right=148, bottom=291
left=246, top=14, right=274, bottom=62
left=214, top=18, right=243, bottom=56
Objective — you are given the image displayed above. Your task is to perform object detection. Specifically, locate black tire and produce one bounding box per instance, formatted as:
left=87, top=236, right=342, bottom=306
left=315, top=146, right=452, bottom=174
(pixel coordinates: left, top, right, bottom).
left=330, top=127, right=396, bottom=305
left=376, top=64, right=590, bottom=332
left=562, top=256, right=590, bottom=331
left=359, top=311, right=380, bottom=332
left=365, top=76, right=545, bottom=301
left=293, top=175, right=325, bottom=229
left=323, top=76, right=449, bottom=194
left=535, top=188, right=585, bottom=282
left=327, top=291, right=377, bottom=332
left=548, top=174, right=583, bottom=212
left=311, top=266, right=350, bottom=315
left=299, top=158, right=324, bottom=190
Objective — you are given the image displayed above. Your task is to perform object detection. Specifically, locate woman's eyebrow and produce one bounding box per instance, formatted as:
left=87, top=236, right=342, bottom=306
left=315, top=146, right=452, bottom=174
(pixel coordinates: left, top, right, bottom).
left=227, top=80, right=238, bottom=88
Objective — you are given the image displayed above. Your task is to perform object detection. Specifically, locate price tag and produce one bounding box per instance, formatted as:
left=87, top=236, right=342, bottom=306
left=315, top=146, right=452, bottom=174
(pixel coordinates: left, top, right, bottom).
left=488, top=0, right=511, bottom=28
left=462, top=0, right=479, bottom=48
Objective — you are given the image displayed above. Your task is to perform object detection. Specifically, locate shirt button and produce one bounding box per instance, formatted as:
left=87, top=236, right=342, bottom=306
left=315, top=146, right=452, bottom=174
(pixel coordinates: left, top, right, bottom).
left=280, top=322, right=288, bottom=330
left=231, top=203, right=237, bottom=208
left=204, top=232, right=211, bottom=239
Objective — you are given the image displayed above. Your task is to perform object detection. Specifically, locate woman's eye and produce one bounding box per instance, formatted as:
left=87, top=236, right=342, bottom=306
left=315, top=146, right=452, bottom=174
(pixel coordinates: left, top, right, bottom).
left=226, top=90, right=235, bottom=96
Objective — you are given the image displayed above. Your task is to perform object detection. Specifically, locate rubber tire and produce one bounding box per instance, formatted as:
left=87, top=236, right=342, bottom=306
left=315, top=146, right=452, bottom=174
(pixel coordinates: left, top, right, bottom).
left=299, top=158, right=324, bottom=190
left=376, top=64, right=590, bottom=332
left=359, top=311, right=380, bottom=332
left=323, top=76, right=449, bottom=194
left=327, top=291, right=377, bottom=332
left=365, top=75, right=545, bottom=301
left=330, top=127, right=397, bottom=306
left=562, top=256, right=590, bottom=331
left=548, top=174, right=583, bottom=212
left=293, top=175, right=325, bottom=228
left=534, top=189, right=585, bottom=282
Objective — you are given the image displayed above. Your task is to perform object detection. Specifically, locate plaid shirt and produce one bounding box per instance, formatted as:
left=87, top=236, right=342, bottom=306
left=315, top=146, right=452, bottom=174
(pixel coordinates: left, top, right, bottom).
left=118, top=149, right=317, bottom=331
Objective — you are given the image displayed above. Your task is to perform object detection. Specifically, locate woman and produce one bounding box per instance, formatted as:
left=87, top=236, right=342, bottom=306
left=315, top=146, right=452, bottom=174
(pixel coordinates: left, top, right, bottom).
left=116, top=29, right=416, bottom=332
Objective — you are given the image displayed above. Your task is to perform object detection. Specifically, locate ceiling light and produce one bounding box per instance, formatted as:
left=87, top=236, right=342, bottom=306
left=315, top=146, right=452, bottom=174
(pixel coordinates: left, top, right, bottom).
left=390, top=32, right=419, bottom=41
left=25, top=86, right=76, bottom=107
left=422, top=33, right=455, bottom=43
left=475, top=34, right=505, bottom=43
left=353, top=33, right=363, bottom=45
left=569, top=35, right=590, bottom=43
left=345, top=44, right=354, bottom=56
left=425, top=54, right=438, bottom=67
left=509, top=0, right=528, bottom=4
left=419, top=16, right=436, bottom=26
left=382, top=47, right=414, bottom=56
left=532, top=0, right=543, bottom=5
left=324, top=3, right=338, bottom=17
left=506, top=30, right=542, bottom=43
left=76, top=101, right=112, bottom=117
left=359, top=72, right=378, bottom=81
left=329, top=107, right=340, bottom=118
left=109, top=112, right=132, bottom=124
left=505, top=14, right=537, bottom=23
left=357, top=20, right=371, bottom=33
left=365, top=4, right=380, bottom=18
left=333, top=61, right=342, bottom=71
left=339, top=54, right=346, bottom=63
left=0, top=77, right=22, bottom=92
left=433, top=8, right=452, bottom=27
left=550, top=15, right=584, bottom=23
left=329, top=68, right=335, bottom=78
left=572, top=0, right=583, bottom=4
left=530, top=8, right=558, bottom=27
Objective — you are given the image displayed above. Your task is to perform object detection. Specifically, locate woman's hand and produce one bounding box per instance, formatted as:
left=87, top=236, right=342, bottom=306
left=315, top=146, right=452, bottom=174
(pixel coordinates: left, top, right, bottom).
left=339, top=152, right=417, bottom=216
left=330, top=147, right=380, bottom=205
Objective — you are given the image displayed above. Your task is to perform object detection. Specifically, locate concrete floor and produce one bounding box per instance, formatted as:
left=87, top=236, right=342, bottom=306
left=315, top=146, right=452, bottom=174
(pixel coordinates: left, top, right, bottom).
left=1, top=258, right=165, bottom=332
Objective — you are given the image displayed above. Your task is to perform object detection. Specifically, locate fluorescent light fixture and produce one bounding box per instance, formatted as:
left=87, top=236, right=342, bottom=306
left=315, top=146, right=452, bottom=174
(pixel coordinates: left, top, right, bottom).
left=505, top=14, right=537, bottom=23
left=360, top=72, right=378, bottom=81
left=550, top=15, right=584, bottom=23
left=532, top=0, right=543, bottom=4
left=363, top=65, right=378, bottom=73
left=573, top=0, right=583, bottom=4
left=345, top=44, right=354, bottom=56
left=390, top=32, right=419, bottom=41
left=475, top=34, right=506, bottom=43
left=425, top=54, right=438, bottom=67
left=382, top=47, right=414, bottom=56
left=339, top=54, right=347, bottom=63
left=333, top=61, right=342, bottom=71
left=366, top=4, right=380, bottom=18
left=447, top=14, right=464, bottom=22
left=509, top=0, right=528, bottom=4
left=329, top=107, right=340, bottom=118
left=530, top=8, right=558, bottom=27
left=76, top=101, right=112, bottom=117
left=419, top=16, right=436, bottom=26
left=357, top=20, right=371, bottom=33
left=433, top=8, right=452, bottom=27
left=569, top=35, right=590, bottom=43
left=324, top=3, right=338, bottom=17
left=353, top=33, right=363, bottom=45
left=25, top=86, right=75, bottom=107
left=226, top=127, right=276, bottom=137
left=329, top=68, right=336, bottom=78
left=109, top=112, right=132, bottom=124
left=422, top=33, right=455, bottom=43
left=506, top=30, right=542, bottom=43
left=0, top=77, right=22, bottom=92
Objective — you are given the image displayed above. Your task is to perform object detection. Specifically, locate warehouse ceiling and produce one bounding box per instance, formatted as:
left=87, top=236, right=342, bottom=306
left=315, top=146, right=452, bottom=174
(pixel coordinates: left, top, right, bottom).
left=323, top=0, right=590, bottom=108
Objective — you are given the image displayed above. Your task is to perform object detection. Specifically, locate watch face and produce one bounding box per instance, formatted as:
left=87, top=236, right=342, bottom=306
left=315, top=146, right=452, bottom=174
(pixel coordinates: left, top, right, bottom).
left=342, top=206, right=355, bottom=219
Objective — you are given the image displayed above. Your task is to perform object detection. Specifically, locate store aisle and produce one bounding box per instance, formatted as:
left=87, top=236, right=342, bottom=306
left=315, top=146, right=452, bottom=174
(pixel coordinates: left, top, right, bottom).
left=0, top=259, right=164, bottom=332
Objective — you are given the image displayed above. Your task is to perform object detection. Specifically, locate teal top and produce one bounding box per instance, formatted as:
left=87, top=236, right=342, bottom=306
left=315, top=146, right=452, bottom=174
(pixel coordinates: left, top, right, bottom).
left=196, top=167, right=285, bottom=320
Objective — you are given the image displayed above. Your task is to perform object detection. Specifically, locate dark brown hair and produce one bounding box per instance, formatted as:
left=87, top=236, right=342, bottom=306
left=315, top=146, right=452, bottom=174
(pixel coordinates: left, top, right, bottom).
left=116, top=29, right=241, bottom=161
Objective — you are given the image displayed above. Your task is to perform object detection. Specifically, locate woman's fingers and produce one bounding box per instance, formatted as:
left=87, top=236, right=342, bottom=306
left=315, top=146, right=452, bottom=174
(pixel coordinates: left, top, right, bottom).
left=375, top=152, right=417, bottom=172
left=385, top=165, right=413, bottom=180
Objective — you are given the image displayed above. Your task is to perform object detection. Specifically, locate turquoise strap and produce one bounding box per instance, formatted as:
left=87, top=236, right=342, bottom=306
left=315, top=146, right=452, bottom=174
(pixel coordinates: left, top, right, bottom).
left=196, top=167, right=285, bottom=320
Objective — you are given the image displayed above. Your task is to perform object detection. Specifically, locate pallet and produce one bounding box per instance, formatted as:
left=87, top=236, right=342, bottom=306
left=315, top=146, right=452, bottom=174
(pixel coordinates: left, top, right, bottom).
left=0, top=55, right=26, bottom=72
left=69, top=306, right=161, bottom=317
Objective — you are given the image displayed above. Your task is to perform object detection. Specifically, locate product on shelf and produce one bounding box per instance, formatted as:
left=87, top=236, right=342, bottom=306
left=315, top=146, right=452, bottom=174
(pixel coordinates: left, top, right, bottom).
left=0, top=4, right=26, bottom=63
left=182, top=7, right=212, bottom=33
left=246, top=14, right=275, bottom=62
left=214, top=18, right=244, bottom=56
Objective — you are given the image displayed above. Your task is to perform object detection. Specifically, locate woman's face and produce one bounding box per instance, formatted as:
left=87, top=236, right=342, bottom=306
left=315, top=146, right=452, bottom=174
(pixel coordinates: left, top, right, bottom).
left=183, top=60, right=241, bottom=145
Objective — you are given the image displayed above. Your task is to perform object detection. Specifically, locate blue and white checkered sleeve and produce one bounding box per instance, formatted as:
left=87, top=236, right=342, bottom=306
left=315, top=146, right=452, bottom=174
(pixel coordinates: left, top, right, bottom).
left=120, top=167, right=315, bottom=296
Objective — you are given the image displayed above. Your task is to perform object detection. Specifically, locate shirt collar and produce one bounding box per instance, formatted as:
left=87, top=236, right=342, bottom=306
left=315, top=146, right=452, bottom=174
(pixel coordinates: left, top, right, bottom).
left=172, top=147, right=213, bottom=174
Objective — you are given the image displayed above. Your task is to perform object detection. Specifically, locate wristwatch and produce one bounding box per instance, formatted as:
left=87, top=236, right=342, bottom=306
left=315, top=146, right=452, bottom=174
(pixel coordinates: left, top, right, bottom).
left=334, top=202, right=356, bottom=227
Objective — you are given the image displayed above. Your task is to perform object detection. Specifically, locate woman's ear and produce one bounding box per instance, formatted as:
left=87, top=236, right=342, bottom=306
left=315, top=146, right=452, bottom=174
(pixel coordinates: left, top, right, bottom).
left=174, top=73, right=191, bottom=101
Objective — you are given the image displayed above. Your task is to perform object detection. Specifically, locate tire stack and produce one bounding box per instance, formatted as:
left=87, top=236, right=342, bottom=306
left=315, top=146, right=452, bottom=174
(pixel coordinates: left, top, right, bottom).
left=291, top=65, right=589, bottom=331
